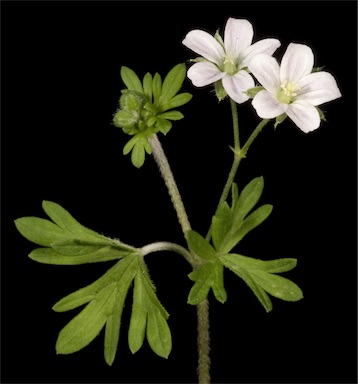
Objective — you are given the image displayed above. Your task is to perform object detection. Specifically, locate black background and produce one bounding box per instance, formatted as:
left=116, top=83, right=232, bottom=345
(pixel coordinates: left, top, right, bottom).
left=1, top=1, right=357, bottom=383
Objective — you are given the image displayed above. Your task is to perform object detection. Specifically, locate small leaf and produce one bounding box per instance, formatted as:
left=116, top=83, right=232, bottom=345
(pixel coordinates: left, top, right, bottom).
left=131, top=141, right=146, bottom=168
left=121, top=66, right=144, bottom=94
left=15, top=217, right=67, bottom=247
left=212, top=202, right=233, bottom=252
left=187, top=230, right=216, bottom=261
left=250, top=270, right=303, bottom=302
left=123, top=135, right=139, bottom=155
left=158, top=111, right=184, bottom=121
left=152, top=73, right=162, bottom=103
left=160, top=92, right=192, bottom=111
left=158, top=63, right=186, bottom=106
left=223, top=204, right=273, bottom=252
left=155, top=118, right=172, bottom=135
left=188, top=260, right=226, bottom=305
left=143, top=72, right=153, bottom=100
left=188, top=263, right=215, bottom=305
left=233, top=176, right=264, bottom=224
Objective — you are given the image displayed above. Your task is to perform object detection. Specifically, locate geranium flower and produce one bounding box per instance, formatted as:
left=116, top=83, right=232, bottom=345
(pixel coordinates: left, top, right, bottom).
left=249, top=43, right=342, bottom=133
left=182, top=18, right=281, bottom=104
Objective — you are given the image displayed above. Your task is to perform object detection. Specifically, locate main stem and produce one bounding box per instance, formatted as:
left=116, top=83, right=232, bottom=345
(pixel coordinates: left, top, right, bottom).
left=149, top=134, right=211, bottom=384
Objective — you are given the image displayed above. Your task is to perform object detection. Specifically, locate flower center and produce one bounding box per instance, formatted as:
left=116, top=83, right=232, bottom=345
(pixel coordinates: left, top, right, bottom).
left=277, top=81, right=299, bottom=104
left=222, top=54, right=237, bottom=75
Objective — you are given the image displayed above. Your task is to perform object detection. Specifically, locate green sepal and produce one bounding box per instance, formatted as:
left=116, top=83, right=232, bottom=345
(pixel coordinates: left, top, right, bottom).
left=245, top=86, right=264, bottom=99
left=274, top=113, right=287, bottom=128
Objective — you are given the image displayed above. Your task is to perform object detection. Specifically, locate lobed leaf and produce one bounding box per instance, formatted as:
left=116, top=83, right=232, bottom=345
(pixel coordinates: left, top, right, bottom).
left=158, top=111, right=184, bottom=121
left=211, top=202, right=233, bottom=252
left=56, top=282, right=118, bottom=354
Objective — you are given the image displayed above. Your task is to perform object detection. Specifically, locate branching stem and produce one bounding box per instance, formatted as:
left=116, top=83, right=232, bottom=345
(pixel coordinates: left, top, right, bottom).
left=149, top=134, right=211, bottom=384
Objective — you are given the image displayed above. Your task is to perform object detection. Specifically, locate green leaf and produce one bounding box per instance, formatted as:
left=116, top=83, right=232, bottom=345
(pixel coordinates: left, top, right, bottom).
left=160, top=92, right=192, bottom=111
left=56, top=282, right=118, bottom=354
left=128, top=259, right=171, bottom=358
left=158, top=63, right=186, bottom=106
left=223, top=204, right=273, bottom=252
left=15, top=217, right=68, bottom=247
left=233, top=176, right=264, bottom=224
left=155, top=118, right=172, bottom=135
left=211, top=178, right=270, bottom=253
left=143, top=72, right=153, bottom=100
left=221, top=254, right=297, bottom=274
left=249, top=270, right=303, bottom=302
left=158, top=111, right=184, bottom=121
left=132, top=140, right=146, bottom=168
left=188, top=263, right=215, bottom=305
left=187, top=230, right=216, bottom=261
left=29, top=247, right=129, bottom=265
left=219, top=253, right=302, bottom=311
left=120, top=66, right=144, bottom=94
left=211, top=202, right=233, bottom=252
left=188, top=261, right=227, bottom=305
left=55, top=254, right=138, bottom=364
left=152, top=73, right=162, bottom=103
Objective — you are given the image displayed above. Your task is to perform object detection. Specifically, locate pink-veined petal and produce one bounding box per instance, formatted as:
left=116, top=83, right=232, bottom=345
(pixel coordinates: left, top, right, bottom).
left=240, top=38, right=281, bottom=68
left=224, top=18, right=253, bottom=57
left=182, top=29, right=225, bottom=65
left=187, top=62, right=225, bottom=87
left=297, top=71, right=342, bottom=106
left=249, top=54, right=281, bottom=94
left=222, top=70, right=255, bottom=104
left=252, top=90, right=288, bottom=118
left=280, top=43, right=314, bottom=84
left=286, top=100, right=321, bottom=133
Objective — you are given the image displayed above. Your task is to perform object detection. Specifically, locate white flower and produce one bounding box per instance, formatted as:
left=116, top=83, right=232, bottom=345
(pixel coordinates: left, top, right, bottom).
left=182, top=18, right=281, bottom=104
left=249, top=43, right=342, bottom=133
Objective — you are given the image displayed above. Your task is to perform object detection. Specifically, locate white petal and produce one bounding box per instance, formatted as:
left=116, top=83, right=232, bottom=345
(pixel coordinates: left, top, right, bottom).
left=222, top=70, right=255, bottom=104
left=241, top=38, right=281, bottom=68
left=187, top=62, right=225, bottom=87
left=297, top=71, right=342, bottom=106
left=286, top=100, right=321, bottom=133
left=252, top=90, right=288, bottom=118
left=182, top=30, right=225, bottom=65
left=280, top=43, right=314, bottom=83
left=249, top=54, right=281, bottom=94
left=224, top=18, right=253, bottom=56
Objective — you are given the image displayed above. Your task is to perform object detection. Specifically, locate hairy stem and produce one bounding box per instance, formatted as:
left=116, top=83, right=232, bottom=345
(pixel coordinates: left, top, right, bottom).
left=140, top=241, right=193, bottom=263
left=149, top=134, right=211, bottom=383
